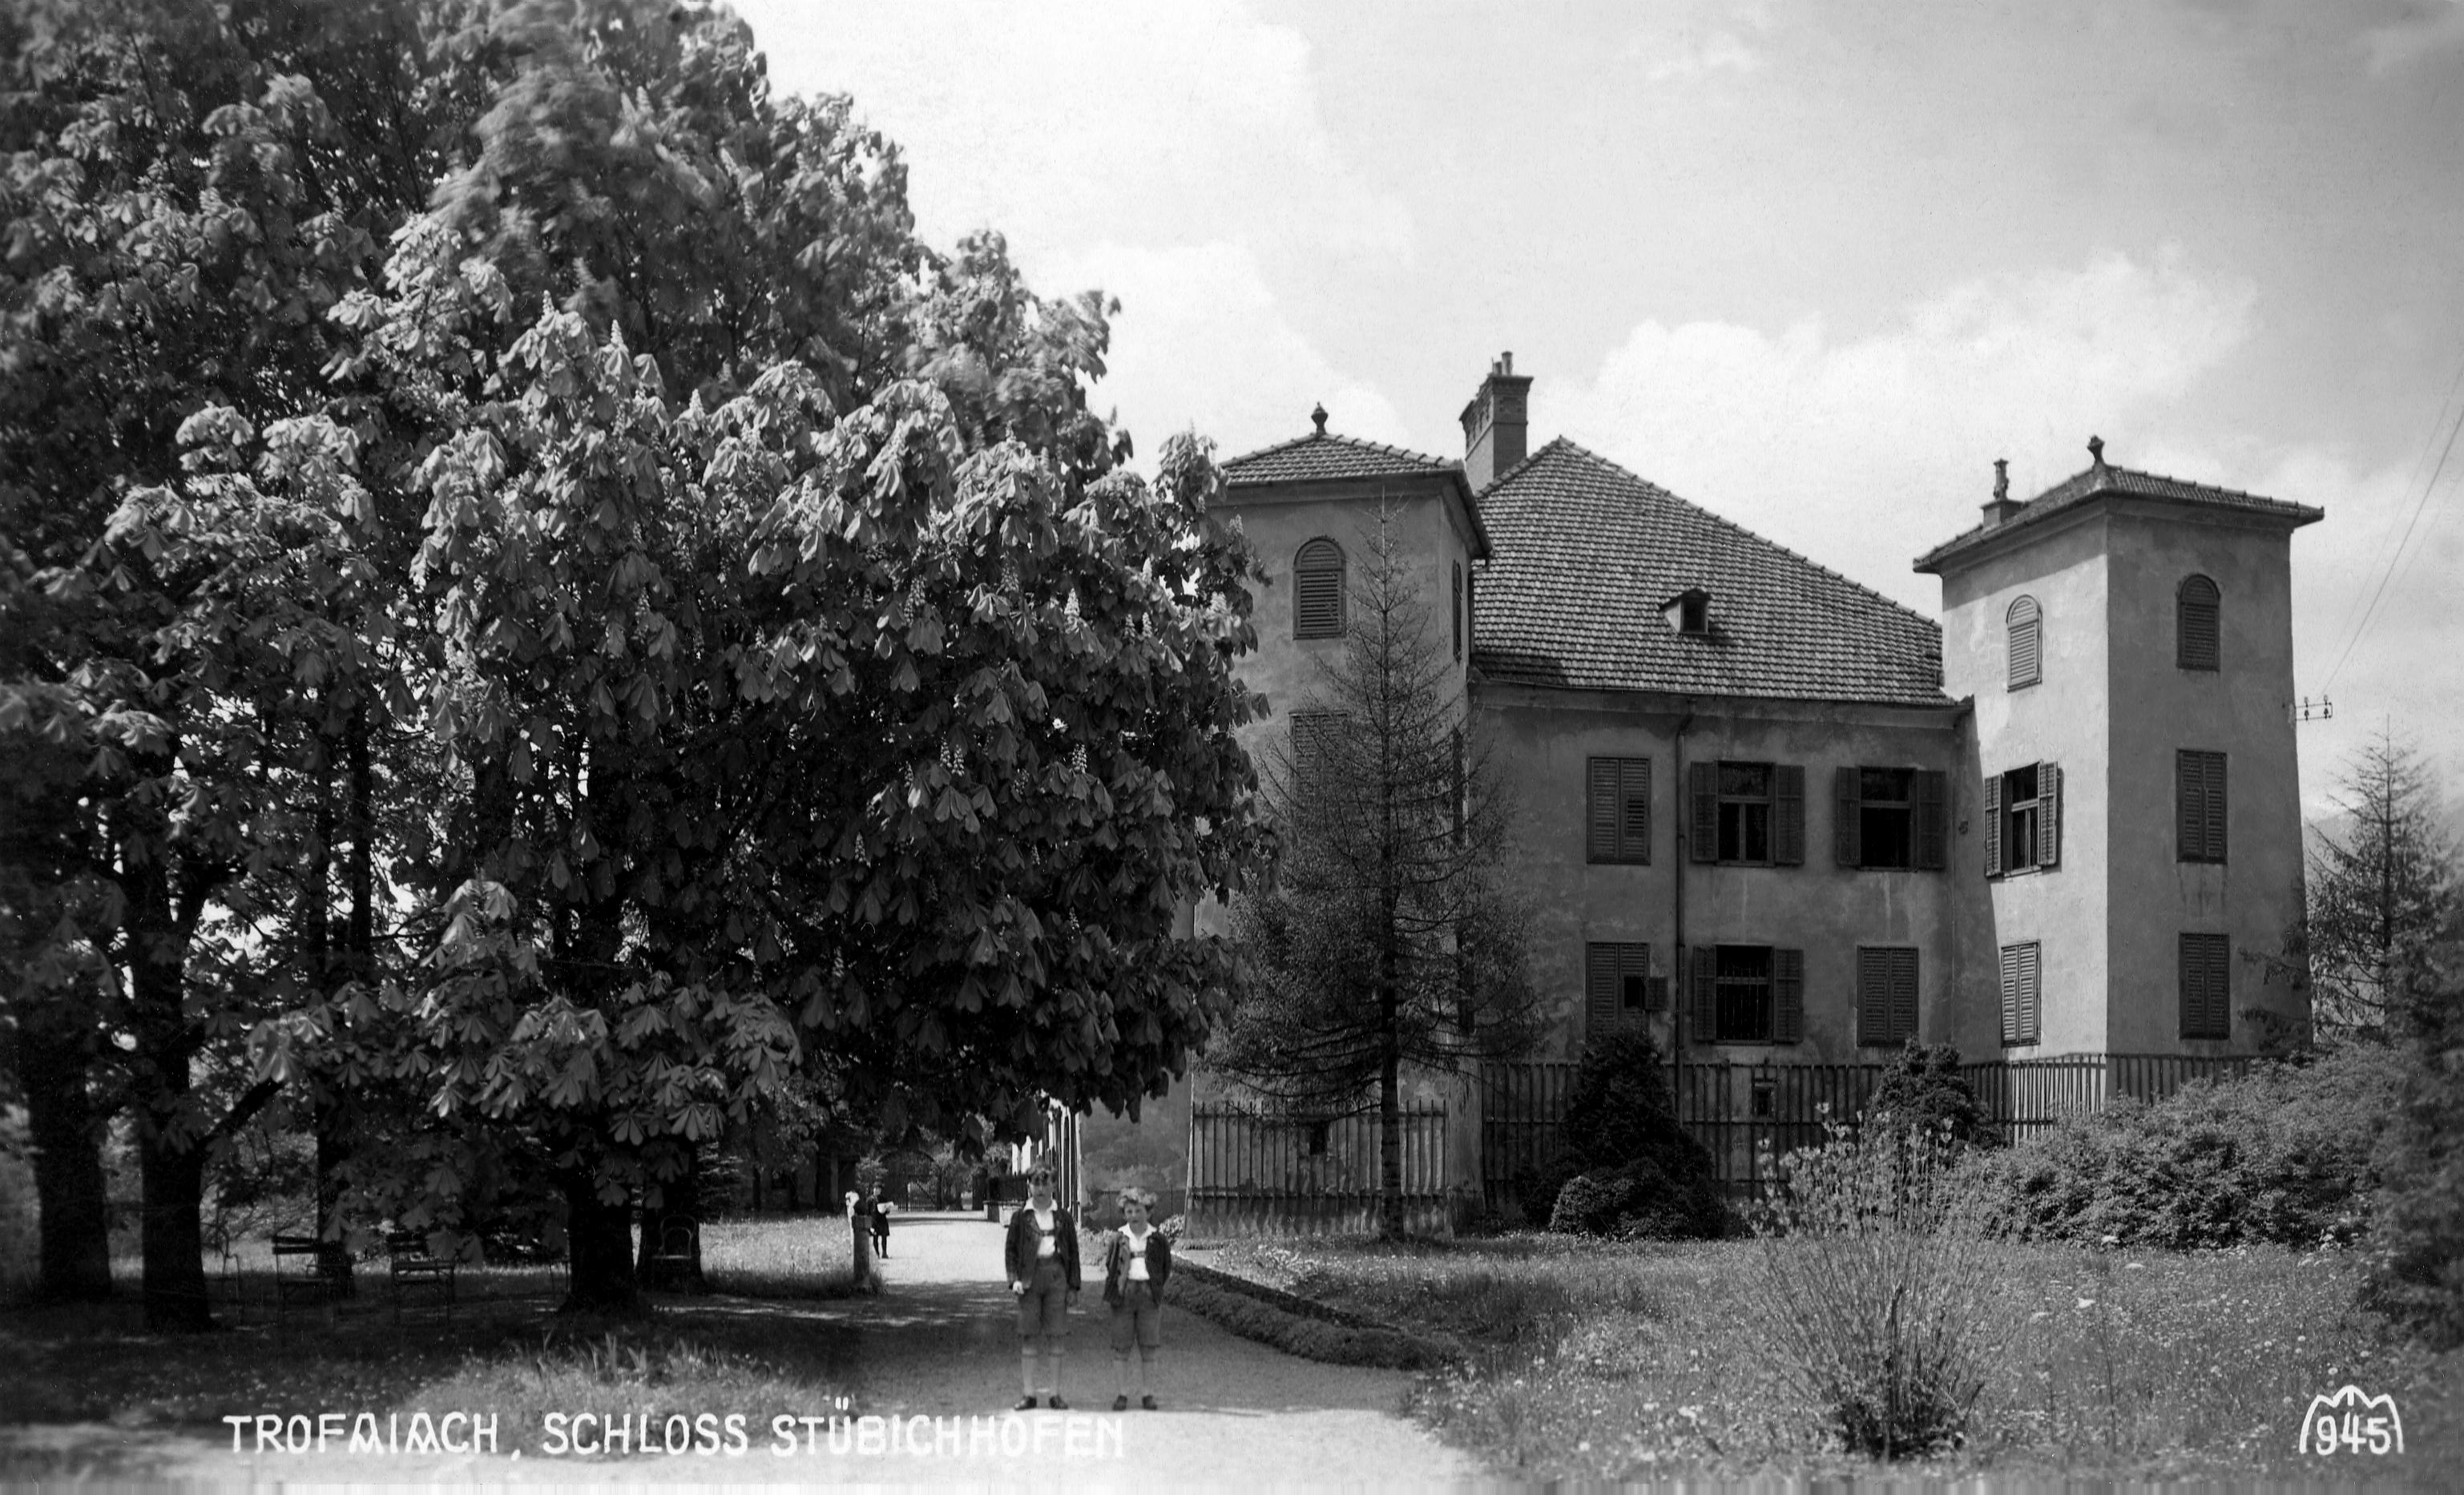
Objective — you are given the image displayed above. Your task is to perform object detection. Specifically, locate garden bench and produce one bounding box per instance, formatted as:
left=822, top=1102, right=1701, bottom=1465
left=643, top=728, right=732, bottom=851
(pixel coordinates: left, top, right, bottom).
left=386, top=1229, right=456, bottom=1324
left=269, top=1233, right=336, bottom=1333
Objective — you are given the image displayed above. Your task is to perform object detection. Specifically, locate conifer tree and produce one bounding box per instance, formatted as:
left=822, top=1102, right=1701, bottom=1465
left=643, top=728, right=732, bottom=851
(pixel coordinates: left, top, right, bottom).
left=1213, top=508, right=1541, bottom=1238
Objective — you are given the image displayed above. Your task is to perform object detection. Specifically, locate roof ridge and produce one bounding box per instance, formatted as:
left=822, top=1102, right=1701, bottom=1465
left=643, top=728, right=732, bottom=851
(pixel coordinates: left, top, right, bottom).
left=1509, top=438, right=1941, bottom=632
left=1222, top=427, right=1454, bottom=473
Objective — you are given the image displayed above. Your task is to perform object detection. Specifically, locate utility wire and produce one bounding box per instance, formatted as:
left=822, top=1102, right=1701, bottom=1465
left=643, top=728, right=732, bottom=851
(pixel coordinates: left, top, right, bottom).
left=2324, top=353, right=2464, bottom=692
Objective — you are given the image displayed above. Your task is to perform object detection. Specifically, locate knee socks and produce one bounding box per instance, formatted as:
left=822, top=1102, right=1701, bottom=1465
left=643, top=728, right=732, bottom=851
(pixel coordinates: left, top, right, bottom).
left=1022, top=1342, right=1061, bottom=1396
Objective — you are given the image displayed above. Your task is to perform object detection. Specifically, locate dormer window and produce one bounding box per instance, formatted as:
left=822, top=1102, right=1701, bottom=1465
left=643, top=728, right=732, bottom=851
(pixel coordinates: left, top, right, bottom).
left=1664, top=587, right=1712, bottom=635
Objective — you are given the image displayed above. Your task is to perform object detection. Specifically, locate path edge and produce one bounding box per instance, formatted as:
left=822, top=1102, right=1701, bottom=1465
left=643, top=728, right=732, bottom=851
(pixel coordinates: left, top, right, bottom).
left=1159, top=1259, right=1458, bottom=1371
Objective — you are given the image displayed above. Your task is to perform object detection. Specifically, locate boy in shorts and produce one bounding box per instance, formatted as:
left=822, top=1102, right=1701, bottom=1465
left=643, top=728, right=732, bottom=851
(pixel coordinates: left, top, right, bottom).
left=1102, top=1187, right=1172, bottom=1410
left=1003, top=1163, right=1081, bottom=1408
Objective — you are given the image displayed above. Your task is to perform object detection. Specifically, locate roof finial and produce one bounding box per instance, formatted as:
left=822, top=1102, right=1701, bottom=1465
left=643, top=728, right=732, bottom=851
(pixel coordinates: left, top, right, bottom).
left=1993, top=457, right=2009, bottom=502
left=1310, top=402, right=1329, bottom=436
left=2087, top=434, right=2106, bottom=468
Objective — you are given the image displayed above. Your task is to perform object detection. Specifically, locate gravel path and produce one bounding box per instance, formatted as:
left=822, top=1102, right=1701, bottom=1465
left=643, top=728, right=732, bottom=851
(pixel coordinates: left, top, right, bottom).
left=9, top=1213, right=1483, bottom=1489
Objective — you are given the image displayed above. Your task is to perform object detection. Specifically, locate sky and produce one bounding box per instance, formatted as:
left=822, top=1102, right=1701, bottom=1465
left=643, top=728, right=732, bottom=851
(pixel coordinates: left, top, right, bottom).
left=734, top=0, right=2464, bottom=816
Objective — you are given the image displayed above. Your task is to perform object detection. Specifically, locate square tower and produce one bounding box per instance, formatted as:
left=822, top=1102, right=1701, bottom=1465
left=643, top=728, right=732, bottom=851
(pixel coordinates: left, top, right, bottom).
left=1917, top=445, right=2322, bottom=1057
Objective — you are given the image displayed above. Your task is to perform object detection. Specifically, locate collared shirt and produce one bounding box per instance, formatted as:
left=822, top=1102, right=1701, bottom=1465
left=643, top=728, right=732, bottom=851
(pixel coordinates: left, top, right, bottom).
left=1123, top=1226, right=1152, bottom=1281
left=1032, top=1205, right=1057, bottom=1258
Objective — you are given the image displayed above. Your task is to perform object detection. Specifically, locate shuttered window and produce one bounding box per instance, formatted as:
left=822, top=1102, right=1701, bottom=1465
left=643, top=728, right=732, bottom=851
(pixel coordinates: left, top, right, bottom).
left=1294, top=538, right=1345, bottom=639
left=1998, top=941, right=2041, bottom=1046
left=1986, top=761, right=2060, bottom=876
left=1696, top=761, right=1803, bottom=864
left=2178, top=575, right=2220, bottom=671
left=1857, top=946, right=1920, bottom=1047
left=2179, top=932, right=2231, bottom=1040
left=1914, top=769, right=1948, bottom=870
left=2007, top=595, right=2042, bottom=689
left=1290, top=711, right=1344, bottom=795
left=1690, top=945, right=1801, bottom=1043
left=1586, top=757, right=1651, bottom=863
left=1839, top=766, right=1934, bottom=869
left=2176, top=749, right=2227, bottom=863
left=1586, top=942, right=1655, bottom=1033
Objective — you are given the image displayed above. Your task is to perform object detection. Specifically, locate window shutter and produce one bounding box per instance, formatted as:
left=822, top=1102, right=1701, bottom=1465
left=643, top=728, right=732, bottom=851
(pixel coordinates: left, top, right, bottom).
left=2035, top=763, right=2060, bottom=870
left=1914, top=770, right=1948, bottom=871
left=2017, top=943, right=2041, bottom=1043
left=1587, top=944, right=1618, bottom=1031
left=1835, top=766, right=1862, bottom=868
left=2008, top=596, right=2041, bottom=687
left=1294, top=540, right=1345, bottom=639
left=2176, top=750, right=2202, bottom=860
left=1623, top=944, right=1652, bottom=1014
left=2180, top=933, right=2230, bottom=1039
left=1773, top=948, right=1805, bottom=1043
left=2178, top=576, right=2220, bottom=671
left=1691, top=945, right=1718, bottom=1042
left=1890, top=947, right=1919, bottom=1042
left=1774, top=764, right=1805, bottom=865
left=1689, top=762, right=1717, bottom=864
left=1645, top=973, right=1670, bottom=1012
left=1982, top=772, right=2002, bottom=877
left=1998, top=945, right=2019, bottom=1043
left=2204, top=754, right=2226, bottom=863
left=1857, top=946, right=1890, bottom=1046
left=1587, top=759, right=1619, bottom=862
left=1621, top=760, right=1651, bottom=860
left=2000, top=942, right=2040, bottom=1046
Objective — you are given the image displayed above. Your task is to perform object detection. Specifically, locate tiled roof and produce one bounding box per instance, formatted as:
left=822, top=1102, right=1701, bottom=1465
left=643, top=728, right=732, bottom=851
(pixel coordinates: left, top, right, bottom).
left=1474, top=441, right=1950, bottom=705
left=1222, top=430, right=1459, bottom=486
left=1915, top=462, right=2323, bottom=571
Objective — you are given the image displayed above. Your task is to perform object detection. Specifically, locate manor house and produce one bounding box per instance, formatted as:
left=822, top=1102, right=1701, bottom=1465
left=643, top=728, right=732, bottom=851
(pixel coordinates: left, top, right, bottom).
left=1200, top=353, right=2321, bottom=1215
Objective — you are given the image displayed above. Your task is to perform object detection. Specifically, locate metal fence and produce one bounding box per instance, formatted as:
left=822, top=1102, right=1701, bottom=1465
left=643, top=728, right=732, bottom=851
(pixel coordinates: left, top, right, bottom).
left=1186, top=1102, right=1450, bottom=1236
left=1482, top=1053, right=2257, bottom=1211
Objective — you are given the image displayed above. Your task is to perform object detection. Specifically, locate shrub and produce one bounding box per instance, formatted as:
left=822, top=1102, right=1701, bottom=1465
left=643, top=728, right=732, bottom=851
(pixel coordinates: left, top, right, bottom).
left=1540, top=1031, right=1724, bottom=1239
left=1966, top=1046, right=2401, bottom=1249
left=2368, top=967, right=2464, bottom=1345
left=1548, top=1155, right=1724, bottom=1240
left=1743, top=1122, right=2004, bottom=1459
left=1866, top=1043, right=1992, bottom=1148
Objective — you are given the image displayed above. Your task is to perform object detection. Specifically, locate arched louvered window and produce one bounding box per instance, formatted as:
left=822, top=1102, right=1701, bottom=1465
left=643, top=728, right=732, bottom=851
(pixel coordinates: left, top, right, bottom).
left=2178, top=574, right=2220, bottom=671
left=2006, top=595, right=2042, bottom=690
left=1295, top=538, right=1345, bottom=639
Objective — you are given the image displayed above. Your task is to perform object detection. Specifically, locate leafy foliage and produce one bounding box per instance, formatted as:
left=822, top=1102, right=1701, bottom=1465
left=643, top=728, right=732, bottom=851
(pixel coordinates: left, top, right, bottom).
left=1538, top=1031, right=1723, bottom=1239
left=2367, top=955, right=2464, bottom=1345
left=1865, top=1042, right=1993, bottom=1149
left=1965, top=1048, right=2401, bottom=1249
left=1744, top=1122, right=2005, bottom=1459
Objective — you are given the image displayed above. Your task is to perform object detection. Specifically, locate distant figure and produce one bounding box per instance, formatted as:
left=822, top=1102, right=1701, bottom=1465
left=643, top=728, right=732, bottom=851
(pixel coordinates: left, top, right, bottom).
left=1103, top=1187, right=1172, bottom=1411
left=1004, top=1163, right=1080, bottom=1410
left=846, top=1190, right=881, bottom=1295
left=870, top=1193, right=893, bottom=1258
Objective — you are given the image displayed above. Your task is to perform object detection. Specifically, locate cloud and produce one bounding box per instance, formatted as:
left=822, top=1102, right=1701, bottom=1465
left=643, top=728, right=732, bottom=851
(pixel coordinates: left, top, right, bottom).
left=1049, top=241, right=1412, bottom=462
left=730, top=0, right=1411, bottom=264
left=1622, top=0, right=1772, bottom=83
left=1549, top=246, right=2260, bottom=614
left=2361, top=0, right=2464, bottom=73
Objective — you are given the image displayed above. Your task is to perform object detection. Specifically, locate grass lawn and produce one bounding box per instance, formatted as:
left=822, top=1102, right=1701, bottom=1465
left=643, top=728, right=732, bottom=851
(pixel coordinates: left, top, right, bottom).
left=0, top=1215, right=862, bottom=1481
left=1200, top=1233, right=2464, bottom=1483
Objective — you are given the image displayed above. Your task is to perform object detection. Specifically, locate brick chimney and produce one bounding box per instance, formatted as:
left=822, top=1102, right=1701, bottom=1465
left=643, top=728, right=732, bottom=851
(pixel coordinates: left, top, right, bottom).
left=1460, top=352, right=1531, bottom=494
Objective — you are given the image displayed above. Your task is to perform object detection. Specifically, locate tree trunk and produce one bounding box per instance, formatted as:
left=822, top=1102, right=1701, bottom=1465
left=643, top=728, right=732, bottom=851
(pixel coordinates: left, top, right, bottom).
left=138, top=1126, right=212, bottom=1331
left=315, top=1122, right=357, bottom=1297
left=636, top=1151, right=704, bottom=1292
left=127, top=863, right=212, bottom=1332
left=560, top=1172, right=644, bottom=1316
left=1379, top=962, right=1404, bottom=1240
left=20, top=1019, right=113, bottom=1302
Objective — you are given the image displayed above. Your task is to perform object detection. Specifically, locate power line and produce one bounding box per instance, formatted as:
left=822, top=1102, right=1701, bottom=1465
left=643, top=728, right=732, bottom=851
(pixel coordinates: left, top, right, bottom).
left=2324, top=354, right=2464, bottom=692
